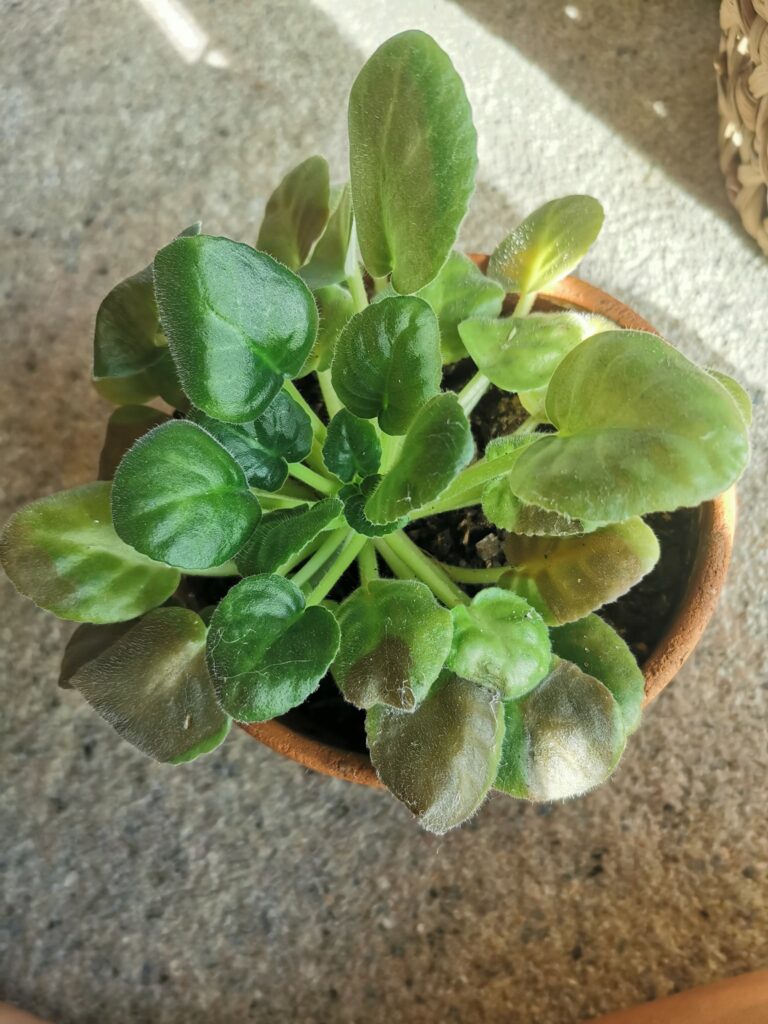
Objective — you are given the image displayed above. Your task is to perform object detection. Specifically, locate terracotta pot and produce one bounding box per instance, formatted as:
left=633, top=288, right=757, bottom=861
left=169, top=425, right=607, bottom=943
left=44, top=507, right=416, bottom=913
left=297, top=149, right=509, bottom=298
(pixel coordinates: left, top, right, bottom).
left=240, top=261, right=737, bottom=789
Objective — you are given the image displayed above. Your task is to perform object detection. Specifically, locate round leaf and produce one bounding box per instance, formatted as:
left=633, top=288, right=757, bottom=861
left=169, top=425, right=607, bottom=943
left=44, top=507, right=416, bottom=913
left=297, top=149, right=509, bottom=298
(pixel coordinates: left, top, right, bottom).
left=459, top=311, right=613, bottom=392
left=551, top=615, right=644, bottom=734
left=333, top=579, right=453, bottom=710
left=502, top=517, right=660, bottom=625
left=323, top=409, right=381, bottom=483
left=298, top=284, right=357, bottom=377
left=257, top=155, right=331, bottom=271
left=418, top=252, right=505, bottom=362
left=366, top=671, right=505, bottom=833
left=153, top=234, right=318, bottom=423
left=446, top=589, right=551, bottom=700
left=0, top=482, right=179, bottom=624
left=349, top=30, right=477, bottom=294
left=331, top=295, right=442, bottom=435
left=364, top=394, right=474, bottom=525
left=488, top=196, right=604, bottom=295
left=510, top=331, right=750, bottom=522
left=190, top=389, right=312, bottom=492
left=207, top=574, right=340, bottom=722
left=235, top=497, right=343, bottom=576
left=495, top=660, right=626, bottom=801
left=66, top=607, right=230, bottom=763
left=112, top=420, right=261, bottom=570
left=98, top=405, right=170, bottom=480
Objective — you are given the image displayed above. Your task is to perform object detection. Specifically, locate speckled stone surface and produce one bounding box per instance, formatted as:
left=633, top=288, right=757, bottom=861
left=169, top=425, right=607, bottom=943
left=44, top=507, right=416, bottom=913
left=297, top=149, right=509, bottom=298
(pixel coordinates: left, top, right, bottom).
left=1, top=2, right=766, bottom=1022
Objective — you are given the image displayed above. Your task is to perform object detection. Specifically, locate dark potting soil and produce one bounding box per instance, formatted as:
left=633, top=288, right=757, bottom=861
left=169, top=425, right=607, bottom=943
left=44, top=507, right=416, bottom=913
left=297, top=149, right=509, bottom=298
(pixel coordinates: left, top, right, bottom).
left=278, top=372, right=701, bottom=755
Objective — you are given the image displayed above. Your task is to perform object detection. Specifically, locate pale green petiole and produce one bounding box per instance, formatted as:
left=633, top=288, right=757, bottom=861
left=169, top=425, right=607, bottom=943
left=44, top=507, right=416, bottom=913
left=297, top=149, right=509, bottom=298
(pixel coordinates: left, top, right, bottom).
left=306, top=532, right=368, bottom=605
left=378, top=530, right=470, bottom=609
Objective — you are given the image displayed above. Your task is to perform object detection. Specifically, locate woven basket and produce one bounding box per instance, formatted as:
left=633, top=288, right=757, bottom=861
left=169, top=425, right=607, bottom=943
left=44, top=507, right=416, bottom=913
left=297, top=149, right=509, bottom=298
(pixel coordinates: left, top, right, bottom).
left=717, top=0, right=768, bottom=253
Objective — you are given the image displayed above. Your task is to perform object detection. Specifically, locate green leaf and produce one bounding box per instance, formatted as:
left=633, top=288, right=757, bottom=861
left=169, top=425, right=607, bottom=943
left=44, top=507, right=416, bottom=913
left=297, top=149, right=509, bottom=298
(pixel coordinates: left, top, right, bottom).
left=207, top=574, right=340, bottom=722
left=189, top=389, right=312, bottom=492
left=300, top=183, right=355, bottom=289
left=483, top=483, right=598, bottom=536
left=349, top=30, right=477, bottom=294
left=364, top=394, right=474, bottom=525
left=517, top=386, right=549, bottom=420
left=331, top=295, right=442, bottom=435
left=298, top=284, right=357, bottom=377
left=257, top=155, right=331, bottom=271
left=154, top=234, right=318, bottom=423
left=323, top=409, right=381, bottom=482
left=417, top=252, right=505, bottom=362
left=98, top=405, right=170, bottom=480
left=235, top=497, right=343, bottom=576
left=333, top=579, right=452, bottom=710
left=495, top=660, right=625, bottom=801
left=459, top=311, right=613, bottom=392
left=551, top=615, right=644, bottom=734
left=502, top=517, right=659, bottom=625
left=708, top=369, right=753, bottom=426
left=488, top=196, right=604, bottom=295
left=366, top=671, right=504, bottom=833
left=65, top=607, right=230, bottom=763
left=111, top=420, right=261, bottom=570
left=446, top=589, right=550, bottom=700
left=59, top=619, right=139, bottom=689
left=339, top=477, right=406, bottom=537
left=0, top=482, right=179, bottom=623
left=509, top=331, right=750, bottom=522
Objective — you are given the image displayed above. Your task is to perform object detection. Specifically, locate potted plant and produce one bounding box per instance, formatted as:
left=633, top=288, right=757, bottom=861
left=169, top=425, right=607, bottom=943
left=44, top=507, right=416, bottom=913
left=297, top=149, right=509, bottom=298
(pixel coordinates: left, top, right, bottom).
left=1, top=31, right=750, bottom=833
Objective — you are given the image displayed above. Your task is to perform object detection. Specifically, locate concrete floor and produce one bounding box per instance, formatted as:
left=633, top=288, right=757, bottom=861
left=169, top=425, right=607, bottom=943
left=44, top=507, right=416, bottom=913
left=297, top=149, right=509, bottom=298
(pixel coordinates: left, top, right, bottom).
left=1, top=2, right=766, bottom=1022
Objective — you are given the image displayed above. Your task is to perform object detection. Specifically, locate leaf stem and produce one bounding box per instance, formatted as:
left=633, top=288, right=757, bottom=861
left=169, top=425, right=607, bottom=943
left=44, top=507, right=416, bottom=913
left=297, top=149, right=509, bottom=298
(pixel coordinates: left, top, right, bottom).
left=251, top=491, right=306, bottom=510
left=306, top=532, right=367, bottom=605
left=415, top=445, right=530, bottom=519
left=357, top=541, right=379, bottom=586
left=379, top=430, right=404, bottom=472
left=378, top=531, right=470, bottom=608
left=457, top=290, right=536, bottom=416
left=346, top=263, right=369, bottom=312
left=317, top=368, right=344, bottom=419
left=287, top=461, right=337, bottom=496
left=512, top=416, right=543, bottom=436
left=284, top=380, right=327, bottom=439
left=440, top=563, right=507, bottom=584
left=276, top=529, right=331, bottom=576
left=290, top=528, right=349, bottom=589
left=372, top=275, right=389, bottom=295
left=183, top=560, right=240, bottom=577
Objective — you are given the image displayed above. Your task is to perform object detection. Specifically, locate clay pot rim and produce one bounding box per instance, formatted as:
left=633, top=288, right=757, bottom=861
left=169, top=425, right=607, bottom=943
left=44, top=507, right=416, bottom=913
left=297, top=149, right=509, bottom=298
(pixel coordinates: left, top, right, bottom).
left=239, top=265, right=737, bottom=790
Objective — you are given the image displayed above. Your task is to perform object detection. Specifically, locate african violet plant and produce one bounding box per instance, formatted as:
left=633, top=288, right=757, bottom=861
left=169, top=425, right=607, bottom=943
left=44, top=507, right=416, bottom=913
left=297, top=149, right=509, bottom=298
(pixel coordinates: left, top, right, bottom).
left=1, top=31, right=751, bottom=832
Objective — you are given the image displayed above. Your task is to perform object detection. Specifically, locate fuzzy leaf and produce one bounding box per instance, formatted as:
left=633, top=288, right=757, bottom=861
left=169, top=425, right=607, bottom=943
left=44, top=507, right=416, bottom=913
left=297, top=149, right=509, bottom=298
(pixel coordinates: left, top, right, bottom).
left=488, top=196, right=604, bottom=294
left=300, top=183, right=355, bottom=289
left=510, top=331, right=750, bottom=522
left=551, top=615, right=644, bottom=734
left=483, top=483, right=598, bottom=536
left=154, top=234, right=318, bottom=423
left=0, top=482, right=179, bottom=624
left=349, top=30, right=477, bottom=294
left=447, top=589, right=551, bottom=700
left=235, top=497, right=343, bottom=576
left=66, top=607, right=230, bottom=763
left=323, top=409, right=381, bottom=482
left=59, top=619, right=140, bottom=689
left=331, top=295, right=442, bottom=435
left=502, top=517, right=660, bottom=625
left=495, top=660, right=625, bottom=801
left=189, top=389, right=312, bottom=492
left=111, top=420, right=261, bottom=570
left=364, top=394, right=474, bottom=524
left=207, top=574, right=340, bottom=722
left=459, top=311, right=613, bottom=392
left=366, top=671, right=504, bottom=833
left=708, top=369, right=753, bottom=426
left=98, top=405, right=170, bottom=480
left=339, top=477, right=406, bottom=537
left=417, top=252, right=505, bottom=362
left=333, top=579, right=453, bottom=710
left=257, top=155, right=331, bottom=270
left=298, top=284, right=357, bottom=377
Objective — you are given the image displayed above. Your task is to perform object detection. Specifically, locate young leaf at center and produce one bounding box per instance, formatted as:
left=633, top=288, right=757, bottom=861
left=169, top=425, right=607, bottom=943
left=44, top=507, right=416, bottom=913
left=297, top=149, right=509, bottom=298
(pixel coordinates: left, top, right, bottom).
left=256, top=155, right=331, bottom=271
left=111, top=420, right=261, bottom=570
left=323, top=408, right=382, bottom=482
left=333, top=579, right=453, bottom=710
left=235, top=497, right=343, bottom=576
left=207, top=574, right=340, bottom=722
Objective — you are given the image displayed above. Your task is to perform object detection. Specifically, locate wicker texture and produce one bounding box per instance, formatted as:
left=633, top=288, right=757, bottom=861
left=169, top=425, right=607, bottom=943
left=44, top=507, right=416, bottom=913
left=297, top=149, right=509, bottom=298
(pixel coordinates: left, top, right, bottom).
left=717, top=0, right=768, bottom=253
